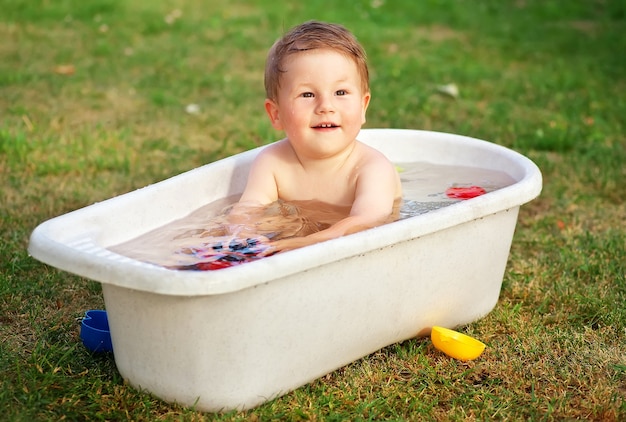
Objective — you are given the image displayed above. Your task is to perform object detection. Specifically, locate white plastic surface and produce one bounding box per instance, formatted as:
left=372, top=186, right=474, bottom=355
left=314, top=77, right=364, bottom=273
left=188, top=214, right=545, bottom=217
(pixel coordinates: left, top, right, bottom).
left=29, top=129, right=542, bottom=411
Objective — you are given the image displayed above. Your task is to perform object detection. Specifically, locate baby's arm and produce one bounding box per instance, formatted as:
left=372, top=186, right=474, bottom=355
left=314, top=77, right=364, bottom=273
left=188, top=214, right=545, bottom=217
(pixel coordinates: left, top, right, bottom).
left=238, top=147, right=280, bottom=205
left=226, top=146, right=280, bottom=238
left=349, top=153, right=400, bottom=222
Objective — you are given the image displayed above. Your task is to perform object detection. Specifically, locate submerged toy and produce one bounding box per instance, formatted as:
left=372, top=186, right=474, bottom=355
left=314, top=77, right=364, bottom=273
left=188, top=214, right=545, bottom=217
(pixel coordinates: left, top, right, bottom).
left=431, top=326, right=486, bottom=361
left=445, top=186, right=486, bottom=199
left=171, top=237, right=274, bottom=271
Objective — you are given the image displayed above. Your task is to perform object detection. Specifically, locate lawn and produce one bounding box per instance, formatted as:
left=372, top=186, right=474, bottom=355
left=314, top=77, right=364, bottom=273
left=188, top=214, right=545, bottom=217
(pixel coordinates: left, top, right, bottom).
left=1, top=0, right=624, bottom=420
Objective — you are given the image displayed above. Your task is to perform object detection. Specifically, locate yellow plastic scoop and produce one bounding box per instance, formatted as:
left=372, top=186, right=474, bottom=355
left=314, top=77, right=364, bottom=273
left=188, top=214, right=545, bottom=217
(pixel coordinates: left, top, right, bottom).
left=431, top=326, right=486, bottom=361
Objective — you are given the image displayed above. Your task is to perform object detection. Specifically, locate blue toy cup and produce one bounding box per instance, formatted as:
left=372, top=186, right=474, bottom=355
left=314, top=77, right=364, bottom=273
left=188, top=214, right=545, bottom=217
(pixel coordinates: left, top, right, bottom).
left=80, top=310, right=113, bottom=353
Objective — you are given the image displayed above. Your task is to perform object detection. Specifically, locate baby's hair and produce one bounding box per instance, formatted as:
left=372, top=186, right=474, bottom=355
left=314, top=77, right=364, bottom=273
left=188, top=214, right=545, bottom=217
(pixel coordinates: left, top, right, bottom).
left=264, top=20, right=369, bottom=101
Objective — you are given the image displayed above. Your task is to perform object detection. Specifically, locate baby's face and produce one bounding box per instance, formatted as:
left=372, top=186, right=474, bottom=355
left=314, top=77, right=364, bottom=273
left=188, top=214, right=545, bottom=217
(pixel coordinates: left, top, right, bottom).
left=265, top=49, right=370, bottom=160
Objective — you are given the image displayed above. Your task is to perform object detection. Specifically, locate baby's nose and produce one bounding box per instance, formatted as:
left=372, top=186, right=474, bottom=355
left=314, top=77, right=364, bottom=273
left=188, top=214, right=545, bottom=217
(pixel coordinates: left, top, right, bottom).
left=315, top=95, right=335, bottom=113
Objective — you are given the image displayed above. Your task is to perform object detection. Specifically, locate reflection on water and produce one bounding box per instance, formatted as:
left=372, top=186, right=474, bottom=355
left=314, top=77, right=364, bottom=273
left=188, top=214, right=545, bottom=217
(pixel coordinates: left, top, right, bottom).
left=110, top=162, right=515, bottom=269
left=110, top=199, right=351, bottom=268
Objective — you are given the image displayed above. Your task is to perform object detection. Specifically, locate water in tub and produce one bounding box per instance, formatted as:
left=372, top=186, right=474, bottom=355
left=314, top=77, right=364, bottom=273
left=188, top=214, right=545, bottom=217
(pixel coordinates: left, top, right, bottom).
left=109, top=163, right=515, bottom=269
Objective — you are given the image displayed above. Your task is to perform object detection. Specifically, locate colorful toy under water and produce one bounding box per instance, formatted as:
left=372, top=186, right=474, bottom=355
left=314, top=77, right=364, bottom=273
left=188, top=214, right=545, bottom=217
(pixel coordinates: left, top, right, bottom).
left=430, top=326, right=486, bottom=361
left=445, top=186, right=486, bottom=199
left=171, top=238, right=273, bottom=271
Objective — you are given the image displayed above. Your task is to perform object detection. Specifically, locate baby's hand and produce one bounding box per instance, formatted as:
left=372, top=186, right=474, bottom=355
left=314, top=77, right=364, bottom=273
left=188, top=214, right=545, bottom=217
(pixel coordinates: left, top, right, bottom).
left=262, top=237, right=316, bottom=255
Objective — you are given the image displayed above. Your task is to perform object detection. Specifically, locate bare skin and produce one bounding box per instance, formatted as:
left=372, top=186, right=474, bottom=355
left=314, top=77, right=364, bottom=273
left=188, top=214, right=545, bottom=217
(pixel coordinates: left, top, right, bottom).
left=233, top=49, right=402, bottom=253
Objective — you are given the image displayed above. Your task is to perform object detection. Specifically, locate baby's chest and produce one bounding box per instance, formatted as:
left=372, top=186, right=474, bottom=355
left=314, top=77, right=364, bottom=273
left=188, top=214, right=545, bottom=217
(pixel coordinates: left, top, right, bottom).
left=276, top=172, right=356, bottom=205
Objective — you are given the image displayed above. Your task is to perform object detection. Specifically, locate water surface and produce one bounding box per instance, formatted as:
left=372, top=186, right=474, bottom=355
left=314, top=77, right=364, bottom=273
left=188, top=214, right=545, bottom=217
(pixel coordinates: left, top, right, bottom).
left=110, top=162, right=515, bottom=269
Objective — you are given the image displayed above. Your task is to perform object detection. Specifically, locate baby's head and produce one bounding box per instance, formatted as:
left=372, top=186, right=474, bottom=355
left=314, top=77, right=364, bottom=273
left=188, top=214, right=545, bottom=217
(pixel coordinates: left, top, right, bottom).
left=264, top=21, right=369, bottom=102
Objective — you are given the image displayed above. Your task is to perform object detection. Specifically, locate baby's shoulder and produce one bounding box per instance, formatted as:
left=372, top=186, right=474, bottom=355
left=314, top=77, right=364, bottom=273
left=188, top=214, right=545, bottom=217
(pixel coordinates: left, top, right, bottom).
left=354, top=141, right=393, bottom=167
left=255, top=139, right=291, bottom=162
left=258, top=139, right=294, bottom=159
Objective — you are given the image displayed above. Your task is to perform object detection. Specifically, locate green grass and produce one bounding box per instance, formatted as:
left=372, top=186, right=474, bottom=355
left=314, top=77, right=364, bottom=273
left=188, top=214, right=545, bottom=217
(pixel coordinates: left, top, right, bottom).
left=1, top=0, right=624, bottom=420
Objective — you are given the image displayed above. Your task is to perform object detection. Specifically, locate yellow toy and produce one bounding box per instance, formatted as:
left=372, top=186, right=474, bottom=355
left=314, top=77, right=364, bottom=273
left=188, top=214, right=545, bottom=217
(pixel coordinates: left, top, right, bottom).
left=431, top=326, right=486, bottom=361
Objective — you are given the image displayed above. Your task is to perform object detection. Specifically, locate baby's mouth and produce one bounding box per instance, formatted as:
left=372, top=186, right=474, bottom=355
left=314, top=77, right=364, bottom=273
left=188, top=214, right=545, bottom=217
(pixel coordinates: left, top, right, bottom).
left=313, top=123, right=339, bottom=129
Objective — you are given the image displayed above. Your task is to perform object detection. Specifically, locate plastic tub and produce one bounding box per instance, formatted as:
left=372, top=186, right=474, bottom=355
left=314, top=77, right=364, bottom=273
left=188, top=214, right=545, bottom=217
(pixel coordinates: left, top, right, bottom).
left=28, top=129, right=542, bottom=411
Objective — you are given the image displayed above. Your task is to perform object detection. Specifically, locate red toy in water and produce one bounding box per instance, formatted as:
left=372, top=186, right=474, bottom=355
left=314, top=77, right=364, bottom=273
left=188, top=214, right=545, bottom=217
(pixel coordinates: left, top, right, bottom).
left=446, top=186, right=486, bottom=199
left=170, top=238, right=275, bottom=271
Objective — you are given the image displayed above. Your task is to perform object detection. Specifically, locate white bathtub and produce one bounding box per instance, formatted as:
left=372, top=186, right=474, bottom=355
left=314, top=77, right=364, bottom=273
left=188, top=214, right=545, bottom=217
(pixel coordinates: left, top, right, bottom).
left=28, top=129, right=542, bottom=411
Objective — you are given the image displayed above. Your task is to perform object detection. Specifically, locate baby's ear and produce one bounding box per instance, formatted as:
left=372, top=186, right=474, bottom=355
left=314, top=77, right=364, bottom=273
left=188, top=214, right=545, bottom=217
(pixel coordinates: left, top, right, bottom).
left=361, top=92, right=371, bottom=124
left=264, top=99, right=283, bottom=130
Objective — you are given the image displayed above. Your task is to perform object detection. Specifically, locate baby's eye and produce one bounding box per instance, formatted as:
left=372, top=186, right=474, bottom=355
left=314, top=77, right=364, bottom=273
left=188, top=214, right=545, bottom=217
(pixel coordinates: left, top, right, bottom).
left=301, top=92, right=314, bottom=98
left=335, top=89, right=347, bottom=96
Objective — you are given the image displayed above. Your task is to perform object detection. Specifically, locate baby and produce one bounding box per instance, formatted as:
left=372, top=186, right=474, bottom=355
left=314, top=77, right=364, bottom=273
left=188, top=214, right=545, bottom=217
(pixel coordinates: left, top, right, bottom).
left=232, top=20, right=402, bottom=253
